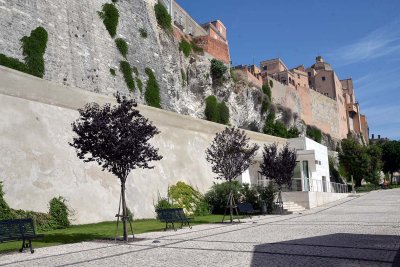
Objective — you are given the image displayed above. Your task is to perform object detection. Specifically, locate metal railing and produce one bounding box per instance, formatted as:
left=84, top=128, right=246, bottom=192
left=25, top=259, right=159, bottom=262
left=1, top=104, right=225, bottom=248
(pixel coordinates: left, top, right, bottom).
left=257, top=178, right=348, bottom=193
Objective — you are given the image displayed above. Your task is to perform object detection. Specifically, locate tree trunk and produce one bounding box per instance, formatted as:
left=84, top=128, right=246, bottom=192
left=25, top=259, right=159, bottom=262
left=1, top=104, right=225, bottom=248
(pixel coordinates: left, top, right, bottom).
left=229, top=180, right=233, bottom=223
left=121, top=182, right=128, bottom=241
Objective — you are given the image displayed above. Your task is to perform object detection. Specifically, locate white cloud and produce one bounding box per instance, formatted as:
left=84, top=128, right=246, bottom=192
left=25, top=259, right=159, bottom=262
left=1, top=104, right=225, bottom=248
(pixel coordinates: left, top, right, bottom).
left=327, top=20, right=400, bottom=66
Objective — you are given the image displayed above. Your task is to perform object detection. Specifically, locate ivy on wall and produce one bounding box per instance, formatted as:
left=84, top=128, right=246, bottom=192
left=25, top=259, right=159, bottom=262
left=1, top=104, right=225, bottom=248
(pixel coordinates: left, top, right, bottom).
left=120, top=61, right=135, bottom=91
left=98, top=3, right=119, bottom=38
left=144, top=68, right=161, bottom=108
left=0, top=26, right=48, bottom=78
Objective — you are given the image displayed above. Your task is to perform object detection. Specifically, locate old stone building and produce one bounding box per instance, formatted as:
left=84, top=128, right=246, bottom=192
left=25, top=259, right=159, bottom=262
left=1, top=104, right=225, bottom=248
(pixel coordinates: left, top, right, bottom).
left=261, top=56, right=369, bottom=143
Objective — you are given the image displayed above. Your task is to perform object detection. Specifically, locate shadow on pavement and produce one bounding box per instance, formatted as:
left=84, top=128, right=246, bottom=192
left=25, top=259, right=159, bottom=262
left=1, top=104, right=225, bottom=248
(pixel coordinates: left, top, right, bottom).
left=251, top=233, right=400, bottom=266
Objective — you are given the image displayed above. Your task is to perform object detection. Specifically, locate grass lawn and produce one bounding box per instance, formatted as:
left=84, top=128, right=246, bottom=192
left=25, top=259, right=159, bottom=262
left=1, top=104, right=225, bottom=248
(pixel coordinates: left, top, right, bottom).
left=0, top=214, right=232, bottom=254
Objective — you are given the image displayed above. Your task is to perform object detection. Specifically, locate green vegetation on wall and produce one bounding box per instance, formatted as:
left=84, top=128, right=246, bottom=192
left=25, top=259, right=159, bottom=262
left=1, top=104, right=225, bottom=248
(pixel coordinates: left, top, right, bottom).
left=0, top=26, right=48, bottom=78
left=145, top=68, right=161, bottom=108
left=262, top=84, right=272, bottom=100
left=179, top=39, right=192, bottom=57
left=263, top=112, right=299, bottom=138
left=115, top=38, right=128, bottom=58
left=136, top=78, right=143, bottom=93
left=154, top=3, right=172, bottom=31
left=306, top=125, right=323, bottom=143
left=110, top=68, right=116, bottom=76
left=191, top=41, right=203, bottom=53
left=21, top=26, right=48, bottom=78
left=98, top=3, right=119, bottom=38
left=120, top=61, right=135, bottom=91
left=210, top=59, right=227, bottom=85
left=204, top=95, right=230, bottom=125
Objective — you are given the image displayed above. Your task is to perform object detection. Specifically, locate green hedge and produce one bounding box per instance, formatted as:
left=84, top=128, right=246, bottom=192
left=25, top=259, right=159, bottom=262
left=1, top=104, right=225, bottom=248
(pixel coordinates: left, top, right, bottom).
left=115, top=38, right=128, bottom=58
left=144, top=68, right=161, bottom=108
left=98, top=3, right=119, bottom=38
left=154, top=3, right=171, bottom=31
left=120, top=61, right=135, bottom=91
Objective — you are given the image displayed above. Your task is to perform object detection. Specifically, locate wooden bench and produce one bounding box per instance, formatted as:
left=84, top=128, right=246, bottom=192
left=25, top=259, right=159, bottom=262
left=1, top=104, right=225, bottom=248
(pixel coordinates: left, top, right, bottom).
left=156, top=208, right=193, bottom=231
left=0, top=218, right=44, bottom=253
left=237, top=202, right=259, bottom=218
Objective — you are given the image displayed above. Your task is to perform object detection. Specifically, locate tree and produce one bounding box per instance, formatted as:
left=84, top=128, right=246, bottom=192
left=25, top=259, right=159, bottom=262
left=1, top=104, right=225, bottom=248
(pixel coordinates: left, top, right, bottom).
left=259, top=143, right=297, bottom=214
left=365, top=144, right=382, bottom=187
left=205, top=127, right=259, bottom=222
left=70, top=93, right=163, bottom=241
left=339, top=138, right=370, bottom=187
left=381, top=141, right=400, bottom=184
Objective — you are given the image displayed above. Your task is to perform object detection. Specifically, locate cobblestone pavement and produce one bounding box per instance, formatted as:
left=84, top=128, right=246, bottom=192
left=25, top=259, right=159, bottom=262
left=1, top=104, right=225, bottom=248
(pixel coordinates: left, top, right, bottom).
left=1, top=189, right=400, bottom=267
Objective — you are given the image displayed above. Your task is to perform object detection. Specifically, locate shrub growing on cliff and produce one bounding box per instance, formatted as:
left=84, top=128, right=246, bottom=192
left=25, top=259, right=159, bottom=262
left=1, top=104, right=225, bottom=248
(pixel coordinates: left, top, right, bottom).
left=0, top=54, right=29, bottom=74
left=181, top=69, right=187, bottom=86
left=269, top=80, right=274, bottom=88
left=145, top=68, right=161, bottom=108
left=210, top=59, right=227, bottom=85
left=21, top=26, right=48, bottom=78
left=306, top=125, right=323, bottom=143
left=218, top=101, right=230, bottom=125
left=136, top=77, right=143, bottom=93
left=49, top=196, right=70, bottom=229
left=179, top=39, right=192, bottom=57
left=262, top=84, right=271, bottom=100
left=205, top=95, right=219, bottom=122
left=115, top=38, right=128, bottom=58
left=120, top=61, right=135, bottom=91
left=191, top=41, right=203, bottom=53
left=70, top=93, right=163, bottom=241
left=98, top=3, right=119, bottom=38
left=154, top=3, right=171, bottom=31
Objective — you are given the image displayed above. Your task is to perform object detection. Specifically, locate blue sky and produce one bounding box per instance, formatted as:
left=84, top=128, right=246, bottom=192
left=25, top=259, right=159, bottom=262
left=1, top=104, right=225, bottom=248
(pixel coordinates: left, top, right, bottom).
left=177, top=0, right=400, bottom=140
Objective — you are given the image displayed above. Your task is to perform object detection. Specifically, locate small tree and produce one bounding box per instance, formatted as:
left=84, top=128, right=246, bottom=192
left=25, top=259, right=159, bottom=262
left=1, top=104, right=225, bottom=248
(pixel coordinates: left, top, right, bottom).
left=366, top=144, right=382, bottom=188
left=339, top=138, right=370, bottom=187
left=70, top=93, right=162, bottom=241
left=205, top=127, right=259, bottom=222
left=381, top=141, right=400, bottom=184
left=259, top=143, right=296, bottom=214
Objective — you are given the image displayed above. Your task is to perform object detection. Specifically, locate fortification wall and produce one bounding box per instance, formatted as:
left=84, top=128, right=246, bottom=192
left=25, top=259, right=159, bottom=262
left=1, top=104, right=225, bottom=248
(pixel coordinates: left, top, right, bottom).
left=0, top=66, right=285, bottom=224
left=270, top=80, right=341, bottom=139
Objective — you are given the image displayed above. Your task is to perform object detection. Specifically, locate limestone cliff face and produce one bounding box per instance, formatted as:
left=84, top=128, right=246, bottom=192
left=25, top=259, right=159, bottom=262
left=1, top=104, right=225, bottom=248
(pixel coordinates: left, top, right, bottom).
left=0, top=0, right=265, bottom=130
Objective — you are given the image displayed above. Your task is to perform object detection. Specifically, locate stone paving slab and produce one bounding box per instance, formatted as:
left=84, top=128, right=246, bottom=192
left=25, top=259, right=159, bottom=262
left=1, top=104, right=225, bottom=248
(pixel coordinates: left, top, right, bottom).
left=0, top=189, right=399, bottom=266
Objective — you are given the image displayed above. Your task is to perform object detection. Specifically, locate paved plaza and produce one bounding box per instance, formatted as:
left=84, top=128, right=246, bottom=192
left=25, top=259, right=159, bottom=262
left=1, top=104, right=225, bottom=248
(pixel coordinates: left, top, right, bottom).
left=1, top=189, right=399, bottom=266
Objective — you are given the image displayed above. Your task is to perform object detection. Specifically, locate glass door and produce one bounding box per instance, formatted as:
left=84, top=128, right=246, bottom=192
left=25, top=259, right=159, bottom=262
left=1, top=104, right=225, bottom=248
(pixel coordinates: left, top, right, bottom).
left=302, top=161, right=310, bottom=191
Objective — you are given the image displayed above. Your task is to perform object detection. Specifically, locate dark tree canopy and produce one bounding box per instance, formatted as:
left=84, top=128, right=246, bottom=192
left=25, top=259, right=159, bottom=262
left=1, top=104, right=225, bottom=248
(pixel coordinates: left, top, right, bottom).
left=206, top=127, right=259, bottom=181
left=70, top=93, right=163, bottom=182
left=260, top=143, right=297, bottom=189
left=381, top=141, right=400, bottom=178
left=339, top=138, right=370, bottom=186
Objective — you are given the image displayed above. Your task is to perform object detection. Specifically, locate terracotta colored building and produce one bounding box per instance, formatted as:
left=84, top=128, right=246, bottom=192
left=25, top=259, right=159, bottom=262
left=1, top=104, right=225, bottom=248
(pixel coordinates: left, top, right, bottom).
left=159, top=0, right=230, bottom=64
left=232, top=64, right=263, bottom=88
left=261, top=56, right=369, bottom=143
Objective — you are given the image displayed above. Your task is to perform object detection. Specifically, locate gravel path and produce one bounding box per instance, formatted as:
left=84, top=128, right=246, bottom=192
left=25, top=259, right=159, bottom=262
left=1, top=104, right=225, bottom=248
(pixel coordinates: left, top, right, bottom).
left=1, top=189, right=400, bottom=266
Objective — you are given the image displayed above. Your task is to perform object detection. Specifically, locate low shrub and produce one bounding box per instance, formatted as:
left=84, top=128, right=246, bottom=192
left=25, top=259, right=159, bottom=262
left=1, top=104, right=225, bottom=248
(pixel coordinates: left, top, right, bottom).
left=257, top=182, right=277, bottom=214
left=263, top=112, right=289, bottom=138
left=248, top=121, right=260, bottom=132
left=120, top=61, right=135, bottom=91
left=240, top=184, right=259, bottom=209
left=306, top=125, right=323, bottom=143
left=144, top=68, right=161, bottom=108
left=261, top=99, right=270, bottom=114
left=154, top=3, right=171, bottom=31
left=154, top=197, right=174, bottom=210
left=115, top=38, right=128, bottom=58
left=109, top=68, right=116, bottom=76
left=168, top=182, right=210, bottom=216
left=0, top=54, right=29, bottom=74
left=11, top=209, right=52, bottom=231
left=139, top=28, right=148, bottom=38
left=287, top=127, right=300, bottom=138
left=179, top=39, right=192, bottom=57
left=98, top=3, right=119, bottom=38
left=204, top=181, right=243, bottom=214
